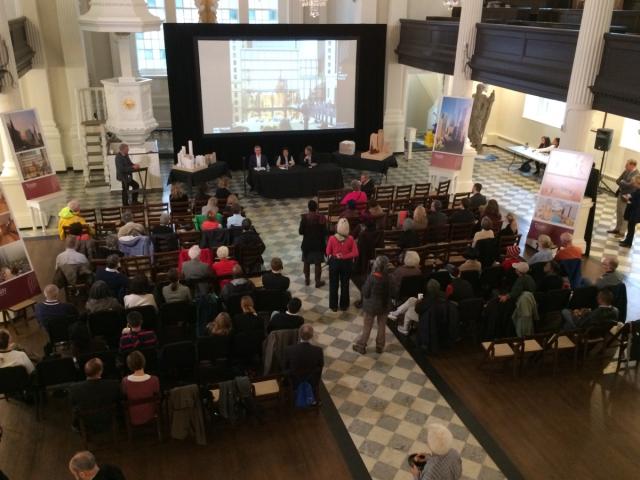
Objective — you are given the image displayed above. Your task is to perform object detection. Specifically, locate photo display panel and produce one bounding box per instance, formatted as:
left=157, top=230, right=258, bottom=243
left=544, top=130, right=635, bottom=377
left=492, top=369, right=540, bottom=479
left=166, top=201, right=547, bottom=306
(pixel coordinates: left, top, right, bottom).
left=198, top=39, right=357, bottom=134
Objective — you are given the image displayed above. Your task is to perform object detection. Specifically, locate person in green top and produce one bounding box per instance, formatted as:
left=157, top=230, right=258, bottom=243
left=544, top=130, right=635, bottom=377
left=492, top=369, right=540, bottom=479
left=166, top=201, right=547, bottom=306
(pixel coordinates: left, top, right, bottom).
left=499, top=262, right=536, bottom=303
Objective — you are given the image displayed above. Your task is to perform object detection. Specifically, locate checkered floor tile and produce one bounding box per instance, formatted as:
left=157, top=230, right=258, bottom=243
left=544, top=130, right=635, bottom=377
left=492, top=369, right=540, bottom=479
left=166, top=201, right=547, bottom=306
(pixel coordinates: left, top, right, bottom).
left=25, top=145, right=639, bottom=480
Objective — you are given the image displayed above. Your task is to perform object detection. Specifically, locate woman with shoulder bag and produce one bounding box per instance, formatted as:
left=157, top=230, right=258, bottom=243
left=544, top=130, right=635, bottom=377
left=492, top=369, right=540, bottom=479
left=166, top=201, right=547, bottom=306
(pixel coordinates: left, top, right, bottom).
left=326, top=218, right=359, bottom=312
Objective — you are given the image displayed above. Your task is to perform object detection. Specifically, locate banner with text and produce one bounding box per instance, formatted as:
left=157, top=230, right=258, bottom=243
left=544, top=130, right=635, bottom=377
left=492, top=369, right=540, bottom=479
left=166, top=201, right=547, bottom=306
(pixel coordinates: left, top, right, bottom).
left=527, top=149, right=594, bottom=247
left=1, top=108, right=62, bottom=200
left=0, top=184, right=40, bottom=309
left=431, top=96, right=473, bottom=170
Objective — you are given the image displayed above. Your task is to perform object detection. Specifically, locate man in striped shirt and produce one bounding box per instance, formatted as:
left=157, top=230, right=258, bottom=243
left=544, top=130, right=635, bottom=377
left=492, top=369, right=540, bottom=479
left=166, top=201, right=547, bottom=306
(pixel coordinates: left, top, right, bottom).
left=119, top=312, right=157, bottom=352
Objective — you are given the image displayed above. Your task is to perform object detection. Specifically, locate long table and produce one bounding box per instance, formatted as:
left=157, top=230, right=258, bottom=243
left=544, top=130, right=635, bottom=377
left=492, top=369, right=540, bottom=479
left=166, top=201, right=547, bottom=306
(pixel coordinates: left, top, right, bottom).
left=332, top=151, right=398, bottom=175
left=506, top=145, right=551, bottom=171
left=167, top=161, right=231, bottom=191
left=252, top=164, right=344, bottom=199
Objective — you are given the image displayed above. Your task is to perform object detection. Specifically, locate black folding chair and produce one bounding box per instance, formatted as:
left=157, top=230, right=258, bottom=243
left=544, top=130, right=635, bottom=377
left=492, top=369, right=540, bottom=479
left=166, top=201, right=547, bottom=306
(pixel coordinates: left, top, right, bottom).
left=253, top=289, right=290, bottom=314
left=87, top=310, right=127, bottom=349
left=160, top=341, right=197, bottom=386
left=36, top=357, right=80, bottom=419
left=0, top=366, right=32, bottom=401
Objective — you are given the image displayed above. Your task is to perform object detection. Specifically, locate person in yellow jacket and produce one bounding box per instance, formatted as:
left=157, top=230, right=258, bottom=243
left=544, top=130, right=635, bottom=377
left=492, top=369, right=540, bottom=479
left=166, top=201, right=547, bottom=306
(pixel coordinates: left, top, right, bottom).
left=57, top=199, right=92, bottom=239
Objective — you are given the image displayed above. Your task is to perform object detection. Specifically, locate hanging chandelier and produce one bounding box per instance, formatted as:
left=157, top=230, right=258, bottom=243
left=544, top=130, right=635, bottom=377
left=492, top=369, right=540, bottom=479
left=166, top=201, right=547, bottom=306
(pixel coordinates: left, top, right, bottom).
left=301, top=0, right=327, bottom=18
left=443, top=0, right=461, bottom=10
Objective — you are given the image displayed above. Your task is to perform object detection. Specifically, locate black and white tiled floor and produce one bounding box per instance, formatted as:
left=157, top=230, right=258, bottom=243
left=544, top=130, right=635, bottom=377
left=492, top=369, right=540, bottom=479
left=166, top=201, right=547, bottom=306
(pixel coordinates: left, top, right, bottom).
left=25, top=147, right=639, bottom=479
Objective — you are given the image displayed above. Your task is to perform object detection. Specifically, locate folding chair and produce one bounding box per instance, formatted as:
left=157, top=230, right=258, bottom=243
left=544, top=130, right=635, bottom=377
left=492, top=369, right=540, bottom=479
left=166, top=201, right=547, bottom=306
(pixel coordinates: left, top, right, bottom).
left=374, top=185, right=395, bottom=201
left=121, top=256, right=153, bottom=280
left=480, top=337, right=522, bottom=377
left=36, top=357, right=80, bottom=419
left=99, top=207, right=122, bottom=224
left=177, top=231, right=201, bottom=249
left=146, top=202, right=169, bottom=225
left=436, top=180, right=451, bottom=195
left=451, top=192, right=471, bottom=209
left=79, top=209, right=98, bottom=224
left=413, top=183, right=431, bottom=199
left=394, top=185, right=413, bottom=200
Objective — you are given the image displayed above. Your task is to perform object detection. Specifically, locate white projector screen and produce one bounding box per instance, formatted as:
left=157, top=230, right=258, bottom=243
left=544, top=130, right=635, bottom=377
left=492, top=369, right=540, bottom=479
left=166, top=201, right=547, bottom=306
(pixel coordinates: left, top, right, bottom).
left=198, top=39, right=357, bottom=134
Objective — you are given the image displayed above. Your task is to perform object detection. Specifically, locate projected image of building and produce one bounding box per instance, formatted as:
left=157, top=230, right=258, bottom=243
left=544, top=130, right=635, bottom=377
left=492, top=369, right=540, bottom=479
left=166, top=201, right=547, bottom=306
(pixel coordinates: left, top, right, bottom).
left=228, top=40, right=343, bottom=132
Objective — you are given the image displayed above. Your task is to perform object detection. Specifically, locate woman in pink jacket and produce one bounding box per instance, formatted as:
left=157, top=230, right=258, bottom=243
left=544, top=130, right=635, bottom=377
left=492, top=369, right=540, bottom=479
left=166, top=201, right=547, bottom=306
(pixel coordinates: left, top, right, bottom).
left=326, top=218, right=359, bottom=312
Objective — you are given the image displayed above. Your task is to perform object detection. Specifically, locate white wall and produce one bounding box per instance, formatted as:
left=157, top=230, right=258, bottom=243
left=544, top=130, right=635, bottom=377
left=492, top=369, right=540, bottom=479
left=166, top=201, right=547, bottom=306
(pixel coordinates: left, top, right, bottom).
left=405, top=72, right=444, bottom=135
left=407, top=0, right=451, bottom=19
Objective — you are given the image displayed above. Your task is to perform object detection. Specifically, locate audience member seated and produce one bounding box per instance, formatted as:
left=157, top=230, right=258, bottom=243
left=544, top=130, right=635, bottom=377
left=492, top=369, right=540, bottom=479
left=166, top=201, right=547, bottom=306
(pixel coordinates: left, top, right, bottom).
left=596, top=256, right=624, bottom=290
left=55, top=236, right=90, bottom=270
left=276, top=147, right=295, bottom=168
left=194, top=182, right=210, bottom=204
left=201, top=197, right=218, bottom=217
left=212, top=246, right=238, bottom=288
left=123, top=274, right=158, bottom=311
left=340, top=180, right=367, bottom=206
left=117, top=211, right=146, bottom=238
left=224, top=194, right=240, bottom=215
left=232, top=296, right=263, bottom=333
left=449, top=198, right=476, bottom=224
left=472, top=217, right=495, bottom=248
left=0, top=329, right=35, bottom=374
left=121, top=351, right=160, bottom=426
left=68, top=451, right=126, bottom=480
left=360, top=200, right=385, bottom=226
left=389, top=279, right=443, bottom=335
left=207, top=312, right=232, bottom=336
left=169, top=182, right=189, bottom=203
left=499, top=262, right=536, bottom=303
left=226, top=204, right=245, bottom=228
left=96, top=255, right=129, bottom=300
left=150, top=213, right=173, bottom=235
left=221, top=265, right=255, bottom=302
left=69, top=358, right=121, bottom=432
left=86, top=281, right=123, bottom=314
left=262, top=257, right=290, bottom=291
left=360, top=173, right=375, bottom=199
left=554, top=232, right=583, bottom=261
left=528, top=234, right=555, bottom=266
left=445, top=266, right=475, bottom=302
left=537, top=261, right=567, bottom=292
left=398, top=219, right=421, bottom=250
left=427, top=200, right=447, bottom=226
left=233, top=219, right=266, bottom=271
left=35, top=284, right=78, bottom=330
left=284, top=324, right=324, bottom=391
left=390, top=250, right=422, bottom=297
left=340, top=200, right=360, bottom=221
left=57, top=199, right=91, bottom=240
left=268, top=298, right=304, bottom=333
left=215, top=177, right=232, bottom=201
left=119, top=311, right=158, bottom=352
left=459, top=248, right=482, bottom=273
left=182, top=245, right=213, bottom=296
left=482, top=199, right=502, bottom=225
left=501, top=245, right=521, bottom=272
left=499, top=212, right=519, bottom=237
left=69, top=221, right=92, bottom=246
left=409, top=424, right=462, bottom=480
left=69, top=323, right=107, bottom=359
left=201, top=210, right=221, bottom=231
left=561, top=289, right=618, bottom=330
left=468, top=183, right=487, bottom=209
left=162, top=268, right=192, bottom=304
left=412, top=205, right=428, bottom=230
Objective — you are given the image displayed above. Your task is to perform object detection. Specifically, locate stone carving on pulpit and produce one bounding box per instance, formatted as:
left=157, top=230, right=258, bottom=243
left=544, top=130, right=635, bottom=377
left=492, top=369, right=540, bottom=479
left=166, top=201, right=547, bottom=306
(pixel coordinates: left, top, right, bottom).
left=195, top=0, right=218, bottom=23
left=468, top=83, right=495, bottom=153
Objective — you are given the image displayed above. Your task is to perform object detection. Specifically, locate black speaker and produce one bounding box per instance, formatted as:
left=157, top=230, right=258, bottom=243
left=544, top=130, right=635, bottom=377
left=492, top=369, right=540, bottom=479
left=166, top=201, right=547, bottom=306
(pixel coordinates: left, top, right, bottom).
left=594, top=128, right=613, bottom=152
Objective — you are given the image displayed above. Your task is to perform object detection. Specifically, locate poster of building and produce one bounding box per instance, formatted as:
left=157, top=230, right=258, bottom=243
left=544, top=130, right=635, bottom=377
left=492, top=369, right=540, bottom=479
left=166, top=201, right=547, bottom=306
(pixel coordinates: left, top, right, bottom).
left=0, top=186, right=40, bottom=309
left=0, top=108, right=61, bottom=200
left=527, top=149, right=594, bottom=247
left=431, top=96, right=473, bottom=170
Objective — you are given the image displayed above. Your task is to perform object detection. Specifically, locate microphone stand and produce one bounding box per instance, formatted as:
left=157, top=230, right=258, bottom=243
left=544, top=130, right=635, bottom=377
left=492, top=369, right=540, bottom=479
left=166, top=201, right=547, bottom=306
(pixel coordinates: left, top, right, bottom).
left=242, top=156, right=247, bottom=196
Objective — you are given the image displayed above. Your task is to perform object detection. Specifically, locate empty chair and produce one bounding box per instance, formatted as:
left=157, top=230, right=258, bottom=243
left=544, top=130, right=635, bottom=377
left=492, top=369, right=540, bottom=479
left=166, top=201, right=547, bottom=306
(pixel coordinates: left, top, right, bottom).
left=436, top=180, right=451, bottom=195
left=395, top=185, right=413, bottom=200
left=451, top=192, right=471, bottom=209
left=170, top=200, right=191, bottom=215
left=100, top=207, right=122, bottom=224
left=0, top=366, right=32, bottom=401
left=161, top=341, right=197, bottom=385
left=78, top=208, right=98, bottom=224
left=177, top=231, right=201, bottom=249
left=457, top=297, right=484, bottom=342
left=413, top=183, right=431, bottom=198
left=374, top=185, right=395, bottom=201
left=36, top=357, right=80, bottom=418
left=231, top=330, right=265, bottom=368
left=146, top=203, right=169, bottom=225
left=87, top=310, right=126, bottom=349
left=481, top=337, right=522, bottom=377
left=121, top=256, right=153, bottom=280
left=197, top=335, right=231, bottom=363
left=46, top=314, right=76, bottom=348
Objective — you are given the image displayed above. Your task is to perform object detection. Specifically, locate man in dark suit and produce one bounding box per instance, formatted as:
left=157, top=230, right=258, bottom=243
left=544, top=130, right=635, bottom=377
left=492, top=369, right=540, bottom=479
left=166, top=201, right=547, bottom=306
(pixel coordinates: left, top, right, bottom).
left=427, top=200, right=448, bottom=226
left=95, top=255, right=129, bottom=301
left=449, top=198, right=476, bottom=224
left=268, top=298, right=304, bottom=333
left=262, top=257, right=290, bottom=292
left=468, top=183, right=487, bottom=209
left=233, top=219, right=266, bottom=273
left=360, top=173, right=375, bottom=199
left=69, top=358, right=121, bottom=433
left=284, top=324, right=324, bottom=390
left=248, top=145, right=269, bottom=170
left=115, top=143, right=139, bottom=206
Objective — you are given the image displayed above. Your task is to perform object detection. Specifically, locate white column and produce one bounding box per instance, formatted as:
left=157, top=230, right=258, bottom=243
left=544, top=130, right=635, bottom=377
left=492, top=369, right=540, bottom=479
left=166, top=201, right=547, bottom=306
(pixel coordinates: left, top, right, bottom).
left=0, top=0, right=33, bottom=228
left=562, top=0, right=615, bottom=152
left=382, top=0, right=408, bottom=153
left=450, top=0, right=483, bottom=98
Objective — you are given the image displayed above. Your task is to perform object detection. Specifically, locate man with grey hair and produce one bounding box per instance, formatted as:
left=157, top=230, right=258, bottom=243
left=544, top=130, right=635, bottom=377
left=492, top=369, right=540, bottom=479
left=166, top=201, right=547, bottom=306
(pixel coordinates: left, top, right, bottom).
left=35, top=284, right=77, bottom=331
left=284, top=324, right=324, bottom=390
left=55, top=236, right=89, bottom=270
left=68, top=450, right=126, bottom=480
left=428, top=200, right=447, bottom=226
left=182, top=245, right=213, bottom=296
left=117, top=211, right=145, bottom=238
left=608, top=159, right=639, bottom=237
left=115, top=143, right=140, bottom=206
left=596, top=256, right=624, bottom=290
left=409, top=424, right=462, bottom=480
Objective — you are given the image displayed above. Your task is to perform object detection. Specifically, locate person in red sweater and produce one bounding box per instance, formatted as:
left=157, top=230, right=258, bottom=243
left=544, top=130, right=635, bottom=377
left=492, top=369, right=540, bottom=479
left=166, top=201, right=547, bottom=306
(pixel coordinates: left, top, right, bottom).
left=201, top=209, right=221, bottom=231
left=121, top=351, right=160, bottom=427
left=212, top=246, right=238, bottom=288
left=326, top=218, right=359, bottom=312
left=554, top=232, right=583, bottom=261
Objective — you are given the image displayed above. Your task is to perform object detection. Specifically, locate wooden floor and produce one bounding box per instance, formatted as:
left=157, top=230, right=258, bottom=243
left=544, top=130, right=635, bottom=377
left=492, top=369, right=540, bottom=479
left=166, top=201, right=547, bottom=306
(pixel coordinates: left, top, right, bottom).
left=0, top=392, right=356, bottom=480
left=425, top=345, right=640, bottom=480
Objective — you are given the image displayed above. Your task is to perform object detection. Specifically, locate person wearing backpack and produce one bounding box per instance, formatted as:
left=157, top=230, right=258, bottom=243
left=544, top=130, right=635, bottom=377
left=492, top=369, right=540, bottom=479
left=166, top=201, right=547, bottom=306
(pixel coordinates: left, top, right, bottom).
left=285, top=324, right=324, bottom=406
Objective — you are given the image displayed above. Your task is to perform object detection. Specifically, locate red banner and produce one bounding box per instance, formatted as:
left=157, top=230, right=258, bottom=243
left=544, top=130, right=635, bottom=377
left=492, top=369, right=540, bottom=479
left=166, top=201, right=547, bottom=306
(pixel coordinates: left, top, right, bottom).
left=21, top=174, right=61, bottom=200
left=0, top=271, right=40, bottom=310
left=431, top=151, right=463, bottom=170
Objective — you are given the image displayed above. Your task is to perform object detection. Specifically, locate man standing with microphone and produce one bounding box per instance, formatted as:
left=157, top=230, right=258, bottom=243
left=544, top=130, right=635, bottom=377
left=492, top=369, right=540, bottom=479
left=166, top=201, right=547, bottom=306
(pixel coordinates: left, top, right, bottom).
left=115, top=143, right=140, bottom=206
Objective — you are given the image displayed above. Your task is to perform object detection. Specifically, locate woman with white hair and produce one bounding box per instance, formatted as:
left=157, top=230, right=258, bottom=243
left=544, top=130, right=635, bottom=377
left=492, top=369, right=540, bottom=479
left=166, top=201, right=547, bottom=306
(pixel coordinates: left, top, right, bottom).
left=181, top=245, right=212, bottom=296
left=212, top=245, right=238, bottom=288
left=410, top=424, right=462, bottom=480
left=326, top=218, right=359, bottom=312
left=390, top=250, right=422, bottom=297
left=353, top=255, right=391, bottom=354
left=528, top=234, right=555, bottom=266
left=472, top=216, right=495, bottom=248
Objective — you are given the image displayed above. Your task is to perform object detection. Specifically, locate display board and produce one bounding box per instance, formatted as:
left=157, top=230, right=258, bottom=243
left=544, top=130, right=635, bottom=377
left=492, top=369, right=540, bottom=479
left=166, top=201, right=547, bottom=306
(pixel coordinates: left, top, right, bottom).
left=431, top=96, right=473, bottom=170
left=0, top=184, right=40, bottom=309
left=0, top=108, right=61, bottom=200
left=527, top=149, right=594, bottom=247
